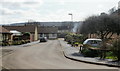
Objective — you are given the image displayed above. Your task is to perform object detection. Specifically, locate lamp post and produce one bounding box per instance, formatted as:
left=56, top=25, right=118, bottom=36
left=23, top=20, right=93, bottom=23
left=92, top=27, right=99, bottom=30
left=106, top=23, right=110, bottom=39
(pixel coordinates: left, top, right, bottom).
left=118, top=1, right=120, bottom=15
left=118, top=1, right=120, bottom=9
left=68, top=13, right=73, bottom=21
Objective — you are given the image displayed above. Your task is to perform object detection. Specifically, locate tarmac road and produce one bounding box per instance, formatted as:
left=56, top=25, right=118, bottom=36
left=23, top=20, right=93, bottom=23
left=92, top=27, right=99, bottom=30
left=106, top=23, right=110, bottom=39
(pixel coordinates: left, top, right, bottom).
left=2, top=40, right=118, bottom=69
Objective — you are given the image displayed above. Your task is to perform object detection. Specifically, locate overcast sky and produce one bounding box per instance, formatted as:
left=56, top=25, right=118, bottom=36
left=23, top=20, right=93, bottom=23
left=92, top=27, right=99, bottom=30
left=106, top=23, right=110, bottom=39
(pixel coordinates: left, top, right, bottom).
left=0, top=0, right=119, bottom=24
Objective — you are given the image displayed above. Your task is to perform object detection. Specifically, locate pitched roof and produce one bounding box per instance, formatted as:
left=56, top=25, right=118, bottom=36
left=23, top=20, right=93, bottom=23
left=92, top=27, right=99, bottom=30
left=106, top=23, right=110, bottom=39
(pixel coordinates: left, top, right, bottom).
left=3, top=25, right=36, bottom=33
left=38, top=26, right=58, bottom=34
left=2, top=25, right=58, bottom=34
left=0, top=26, right=10, bottom=33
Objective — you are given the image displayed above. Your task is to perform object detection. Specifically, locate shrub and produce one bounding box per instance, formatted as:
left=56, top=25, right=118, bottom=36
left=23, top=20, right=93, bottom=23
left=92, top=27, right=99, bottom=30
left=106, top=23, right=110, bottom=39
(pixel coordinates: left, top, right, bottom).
left=72, top=34, right=84, bottom=44
left=2, top=40, right=9, bottom=46
left=64, top=33, right=84, bottom=46
left=81, top=44, right=100, bottom=57
left=111, top=38, right=120, bottom=61
left=74, top=42, right=79, bottom=46
left=25, top=40, right=30, bottom=43
left=12, top=41, right=23, bottom=45
left=65, top=34, right=73, bottom=44
left=106, top=51, right=117, bottom=60
left=21, top=40, right=26, bottom=44
left=81, top=48, right=99, bottom=57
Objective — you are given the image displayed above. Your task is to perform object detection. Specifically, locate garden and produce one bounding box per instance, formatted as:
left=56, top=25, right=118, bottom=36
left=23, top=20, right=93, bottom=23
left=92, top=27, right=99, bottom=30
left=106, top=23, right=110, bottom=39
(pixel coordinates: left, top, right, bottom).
left=1, top=32, right=31, bottom=46
left=64, top=33, right=120, bottom=62
left=64, top=13, right=120, bottom=62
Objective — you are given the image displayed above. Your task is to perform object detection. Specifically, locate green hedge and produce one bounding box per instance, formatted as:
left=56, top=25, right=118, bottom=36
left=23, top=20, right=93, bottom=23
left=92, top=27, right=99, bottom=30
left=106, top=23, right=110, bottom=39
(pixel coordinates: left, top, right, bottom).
left=12, top=40, right=30, bottom=45
left=1, top=40, right=30, bottom=46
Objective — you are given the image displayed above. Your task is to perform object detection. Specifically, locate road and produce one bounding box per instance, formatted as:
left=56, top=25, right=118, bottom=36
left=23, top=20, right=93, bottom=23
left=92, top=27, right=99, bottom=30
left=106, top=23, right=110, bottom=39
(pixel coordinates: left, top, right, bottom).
left=2, top=40, right=118, bottom=69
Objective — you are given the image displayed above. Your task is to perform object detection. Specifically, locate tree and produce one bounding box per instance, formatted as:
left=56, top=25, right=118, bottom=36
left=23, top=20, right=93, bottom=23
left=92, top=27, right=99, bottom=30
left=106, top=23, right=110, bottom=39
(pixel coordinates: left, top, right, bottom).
left=79, top=13, right=120, bottom=60
left=80, top=16, right=98, bottom=38
left=80, top=14, right=120, bottom=40
left=110, top=14, right=120, bottom=36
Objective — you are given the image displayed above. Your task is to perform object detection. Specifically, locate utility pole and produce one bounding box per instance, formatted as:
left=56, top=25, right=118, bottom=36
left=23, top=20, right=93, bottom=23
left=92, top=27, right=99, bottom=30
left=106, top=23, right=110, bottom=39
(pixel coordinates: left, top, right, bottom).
left=118, top=1, right=120, bottom=15
left=68, top=13, right=74, bottom=33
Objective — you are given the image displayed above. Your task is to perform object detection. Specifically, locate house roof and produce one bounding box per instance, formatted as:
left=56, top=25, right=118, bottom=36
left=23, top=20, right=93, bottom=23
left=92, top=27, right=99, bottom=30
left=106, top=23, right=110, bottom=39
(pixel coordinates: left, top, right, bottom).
left=3, top=25, right=36, bottom=33
left=2, top=25, right=58, bottom=34
left=0, top=26, right=10, bottom=33
left=38, top=26, right=58, bottom=34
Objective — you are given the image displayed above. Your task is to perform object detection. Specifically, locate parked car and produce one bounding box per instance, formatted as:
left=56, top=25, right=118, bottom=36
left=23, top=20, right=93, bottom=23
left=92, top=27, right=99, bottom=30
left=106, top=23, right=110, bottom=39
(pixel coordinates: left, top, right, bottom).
left=80, top=38, right=102, bottom=57
left=83, top=38, right=102, bottom=47
left=80, top=38, right=102, bottom=52
left=39, top=37, right=47, bottom=42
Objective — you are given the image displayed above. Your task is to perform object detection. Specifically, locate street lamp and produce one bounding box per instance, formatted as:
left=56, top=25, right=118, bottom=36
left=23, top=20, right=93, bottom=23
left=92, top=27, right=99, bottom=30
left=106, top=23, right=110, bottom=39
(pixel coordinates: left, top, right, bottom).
left=118, top=1, right=120, bottom=15
left=68, top=13, right=73, bottom=21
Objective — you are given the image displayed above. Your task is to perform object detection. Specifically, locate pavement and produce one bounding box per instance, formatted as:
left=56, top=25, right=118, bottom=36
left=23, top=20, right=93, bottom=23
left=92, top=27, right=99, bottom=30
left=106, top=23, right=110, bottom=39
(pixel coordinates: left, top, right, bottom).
left=59, top=39, right=120, bottom=67
left=0, top=40, right=40, bottom=48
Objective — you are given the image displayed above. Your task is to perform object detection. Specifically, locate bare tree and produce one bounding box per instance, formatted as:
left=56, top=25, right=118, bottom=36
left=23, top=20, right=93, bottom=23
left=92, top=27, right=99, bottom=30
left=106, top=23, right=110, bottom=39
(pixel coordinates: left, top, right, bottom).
left=79, top=14, right=120, bottom=40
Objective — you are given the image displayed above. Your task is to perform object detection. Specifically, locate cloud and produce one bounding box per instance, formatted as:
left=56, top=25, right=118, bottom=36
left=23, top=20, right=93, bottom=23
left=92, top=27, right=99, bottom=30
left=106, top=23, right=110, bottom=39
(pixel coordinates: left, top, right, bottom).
left=1, top=8, right=14, bottom=15
left=1, top=0, right=44, bottom=15
left=2, top=0, right=26, bottom=2
left=2, top=0, right=43, bottom=3
left=1, top=0, right=43, bottom=9
left=0, top=7, right=25, bottom=16
left=0, top=0, right=119, bottom=25
left=0, top=0, right=44, bottom=24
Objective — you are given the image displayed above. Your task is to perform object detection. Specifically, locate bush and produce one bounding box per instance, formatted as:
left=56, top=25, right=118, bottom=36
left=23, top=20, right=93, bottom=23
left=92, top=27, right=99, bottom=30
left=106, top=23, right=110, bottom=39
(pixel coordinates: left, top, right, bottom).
left=12, top=41, right=22, bottom=45
left=25, top=40, right=30, bottom=43
left=81, top=44, right=100, bottom=57
left=64, top=33, right=84, bottom=46
left=72, top=34, right=84, bottom=44
left=81, top=48, right=99, bottom=57
left=74, top=42, right=79, bottom=46
left=1, top=40, right=10, bottom=46
left=111, top=38, right=120, bottom=61
left=21, top=40, right=26, bottom=44
left=106, top=51, right=117, bottom=60
left=2, top=43, right=8, bottom=46
left=65, top=34, right=73, bottom=44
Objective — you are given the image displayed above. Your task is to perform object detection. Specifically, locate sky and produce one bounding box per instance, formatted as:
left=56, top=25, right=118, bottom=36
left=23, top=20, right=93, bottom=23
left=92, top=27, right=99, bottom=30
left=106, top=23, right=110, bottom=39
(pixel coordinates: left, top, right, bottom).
left=0, top=0, right=120, bottom=24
